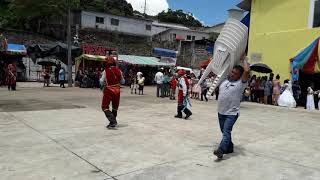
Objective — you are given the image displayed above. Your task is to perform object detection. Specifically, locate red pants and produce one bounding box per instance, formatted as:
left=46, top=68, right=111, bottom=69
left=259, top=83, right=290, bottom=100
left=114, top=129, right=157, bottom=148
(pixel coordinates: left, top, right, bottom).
left=101, top=87, right=120, bottom=112
left=178, top=90, right=184, bottom=105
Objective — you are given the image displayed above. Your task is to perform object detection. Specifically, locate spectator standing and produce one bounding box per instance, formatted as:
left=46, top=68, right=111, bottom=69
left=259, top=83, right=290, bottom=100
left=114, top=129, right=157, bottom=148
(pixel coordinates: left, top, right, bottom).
left=154, top=69, right=164, bottom=97
left=306, top=86, right=315, bottom=110
left=292, top=81, right=301, bottom=104
left=264, top=76, right=273, bottom=104
left=137, top=73, right=145, bottom=95
left=170, top=74, right=177, bottom=100
left=272, top=74, right=281, bottom=105
left=59, top=68, right=65, bottom=88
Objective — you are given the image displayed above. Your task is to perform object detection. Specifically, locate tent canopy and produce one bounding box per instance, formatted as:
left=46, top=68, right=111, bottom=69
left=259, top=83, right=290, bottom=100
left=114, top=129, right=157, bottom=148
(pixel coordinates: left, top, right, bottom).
left=153, top=48, right=177, bottom=58
left=291, top=37, right=320, bottom=80
left=75, top=54, right=175, bottom=70
left=119, top=55, right=174, bottom=66
left=1, top=43, right=27, bottom=56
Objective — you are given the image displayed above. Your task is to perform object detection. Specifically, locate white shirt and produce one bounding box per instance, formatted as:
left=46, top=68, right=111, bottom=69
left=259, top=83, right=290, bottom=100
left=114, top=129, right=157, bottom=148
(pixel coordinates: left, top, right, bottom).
left=154, top=72, right=164, bottom=84
left=218, top=79, right=247, bottom=115
left=99, top=69, right=124, bottom=85
left=178, top=77, right=187, bottom=96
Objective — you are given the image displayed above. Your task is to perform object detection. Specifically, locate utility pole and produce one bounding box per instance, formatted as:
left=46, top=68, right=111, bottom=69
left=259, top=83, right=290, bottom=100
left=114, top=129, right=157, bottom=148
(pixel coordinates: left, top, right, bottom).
left=67, top=0, right=72, bottom=87
left=144, top=0, right=147, bottom=16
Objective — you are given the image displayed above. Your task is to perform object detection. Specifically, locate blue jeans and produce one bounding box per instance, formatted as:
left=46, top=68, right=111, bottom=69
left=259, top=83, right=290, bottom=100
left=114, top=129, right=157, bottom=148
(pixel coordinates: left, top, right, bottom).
left=218, top=113, right=239, bottom=153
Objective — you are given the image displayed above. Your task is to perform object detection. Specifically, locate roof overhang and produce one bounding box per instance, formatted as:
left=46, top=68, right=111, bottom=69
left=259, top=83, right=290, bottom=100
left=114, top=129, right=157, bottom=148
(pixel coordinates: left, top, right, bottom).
left=237, top=0, right=252, bottom=11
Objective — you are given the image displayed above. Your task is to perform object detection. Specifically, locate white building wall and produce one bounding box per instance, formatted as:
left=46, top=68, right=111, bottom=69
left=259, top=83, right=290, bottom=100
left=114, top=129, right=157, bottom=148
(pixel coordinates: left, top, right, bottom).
left=160, top=29, right=209, bottom=41
left=81, top=11, right=152, bottom=37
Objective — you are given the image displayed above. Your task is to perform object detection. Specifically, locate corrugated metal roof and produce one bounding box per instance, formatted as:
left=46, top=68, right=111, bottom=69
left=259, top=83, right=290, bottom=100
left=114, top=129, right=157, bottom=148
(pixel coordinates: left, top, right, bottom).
left=76, top=54, right=175, bottom=67
left=118, top=55, right=175, bottom=66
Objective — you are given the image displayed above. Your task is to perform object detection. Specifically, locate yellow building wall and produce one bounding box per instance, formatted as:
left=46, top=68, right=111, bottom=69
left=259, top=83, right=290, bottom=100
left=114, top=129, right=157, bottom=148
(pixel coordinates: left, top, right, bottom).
left=248, top=0, right=320, bottom=80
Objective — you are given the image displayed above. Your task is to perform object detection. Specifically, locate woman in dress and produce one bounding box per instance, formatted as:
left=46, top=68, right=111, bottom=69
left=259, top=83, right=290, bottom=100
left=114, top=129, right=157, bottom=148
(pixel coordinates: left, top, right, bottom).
left=306, top=87, right=315, bottom=110
left=272, top=74, right=281, bottom=105
left=277, top=80, right=296, bottom=108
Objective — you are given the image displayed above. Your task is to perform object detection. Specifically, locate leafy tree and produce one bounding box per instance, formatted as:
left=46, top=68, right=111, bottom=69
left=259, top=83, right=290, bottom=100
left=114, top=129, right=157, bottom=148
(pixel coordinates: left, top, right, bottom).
left=157, top=9, right=203, bottom=27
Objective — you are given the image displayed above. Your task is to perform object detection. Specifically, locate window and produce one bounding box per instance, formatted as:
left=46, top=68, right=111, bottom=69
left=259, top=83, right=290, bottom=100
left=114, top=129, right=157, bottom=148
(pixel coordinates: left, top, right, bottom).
left=95, top=17, right=104, bottom=24
left=146, top=25, right=151, bottom=31
left=111, top=18, right=119, bottom=26
left=192, top=36, right=196, bottom=40
left=172, top=33, right=177, bottom=39
left=309, top=0, right=320, bottom=28
left=313, top=0, right=320, bottom=27
left=187, top=35, right=192, bottom=40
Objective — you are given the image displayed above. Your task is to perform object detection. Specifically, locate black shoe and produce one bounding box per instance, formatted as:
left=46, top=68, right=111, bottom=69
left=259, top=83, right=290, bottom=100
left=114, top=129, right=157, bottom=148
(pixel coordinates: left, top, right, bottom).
left=184, top=109, right=192, bottom=120
left=185, top=113, right=192, bottom=120
left=224, top=149, right=234, bottom=154
left=107, top=123, right=117, bottom=129
left=174, top=115, right=182, bottom=118
left=213, top=149, right=223, bottom=160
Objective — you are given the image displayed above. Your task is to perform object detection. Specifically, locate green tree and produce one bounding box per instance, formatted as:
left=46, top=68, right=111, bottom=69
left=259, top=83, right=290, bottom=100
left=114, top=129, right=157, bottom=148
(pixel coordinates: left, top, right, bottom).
left=157, top=9, right=203, bottom=27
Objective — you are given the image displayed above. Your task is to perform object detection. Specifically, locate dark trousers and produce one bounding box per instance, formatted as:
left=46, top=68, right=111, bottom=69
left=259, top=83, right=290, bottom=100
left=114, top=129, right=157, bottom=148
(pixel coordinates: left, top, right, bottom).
left=201, top=88, right=208, bottom=101
left=59, top=80, right=65, bottom=88
left=176, top=105, right=192, bottom=117
left=8, top=85, right=16, bottom=91
left=139, top=85, right=144, bottom=95
left=157, top=84, right=163, bottom=97
left=218, top=113, right=239, bottom=153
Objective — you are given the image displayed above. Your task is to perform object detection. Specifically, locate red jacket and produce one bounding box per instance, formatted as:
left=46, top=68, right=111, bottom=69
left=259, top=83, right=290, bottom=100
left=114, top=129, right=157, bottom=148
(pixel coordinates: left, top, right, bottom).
left=105, top=66, right=122, bottom=86
left=171, top=78, right=177, bottom=89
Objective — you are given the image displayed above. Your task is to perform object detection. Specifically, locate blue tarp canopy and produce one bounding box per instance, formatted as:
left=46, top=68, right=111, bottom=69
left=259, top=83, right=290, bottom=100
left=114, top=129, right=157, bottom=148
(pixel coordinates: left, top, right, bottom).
left=4, top=44, right=27, bottom=55
left=153, top=48, right=177, bottom=58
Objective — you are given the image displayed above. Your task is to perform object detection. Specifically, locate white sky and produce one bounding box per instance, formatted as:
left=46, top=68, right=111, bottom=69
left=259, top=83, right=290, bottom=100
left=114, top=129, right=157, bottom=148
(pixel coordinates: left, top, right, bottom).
left=126, top=0, right=169, bottom=16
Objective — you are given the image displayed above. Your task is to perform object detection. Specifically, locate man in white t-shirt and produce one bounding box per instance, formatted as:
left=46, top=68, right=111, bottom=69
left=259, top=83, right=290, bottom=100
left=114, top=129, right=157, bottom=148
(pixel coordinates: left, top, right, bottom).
left=213, top=55, right=250, bottom=160
left=154, top=69, right=164, bottom=97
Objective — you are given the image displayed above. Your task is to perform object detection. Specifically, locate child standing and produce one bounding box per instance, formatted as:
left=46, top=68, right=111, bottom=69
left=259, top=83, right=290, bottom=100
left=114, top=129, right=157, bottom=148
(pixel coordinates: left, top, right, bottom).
left=130, top=75, right=137, bottom=94
left=137, top=73, right=145, bottom=95
left=170, top=75, right=177, bottom=100
left=306, top=87, right=315, bottom=110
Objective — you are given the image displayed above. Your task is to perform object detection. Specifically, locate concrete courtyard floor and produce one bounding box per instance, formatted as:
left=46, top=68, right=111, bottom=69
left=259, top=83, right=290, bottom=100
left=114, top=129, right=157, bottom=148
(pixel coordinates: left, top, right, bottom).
left=1, top=82, right=320, bottom=180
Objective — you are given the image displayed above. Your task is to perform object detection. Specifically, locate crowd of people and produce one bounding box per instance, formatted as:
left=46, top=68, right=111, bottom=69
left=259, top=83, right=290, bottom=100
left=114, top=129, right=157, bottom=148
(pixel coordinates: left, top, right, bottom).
left=75, top=68, right=103, bottom=89
left=245, top=73, right=320, bottom=110
left=41, top=63, right=66, bottom=88
left=126, top=66, right=320, bottom=111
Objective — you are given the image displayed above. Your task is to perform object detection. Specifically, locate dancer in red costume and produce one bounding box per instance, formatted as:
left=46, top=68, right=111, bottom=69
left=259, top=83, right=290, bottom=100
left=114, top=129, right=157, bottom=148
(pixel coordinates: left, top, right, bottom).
left=6, top=64, right=16, bottom=91
left=174, top=69, right=192, bottom=120
left=100, top=56, right=125, bottom=129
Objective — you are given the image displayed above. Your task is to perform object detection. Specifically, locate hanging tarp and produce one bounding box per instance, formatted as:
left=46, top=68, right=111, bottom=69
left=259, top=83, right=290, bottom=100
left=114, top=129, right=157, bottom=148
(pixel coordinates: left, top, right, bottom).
left=291, top=37, right=320, bottom=81
left=27, top=42, right=82, bottom=64
left=153, top=48, right=177, bottom=58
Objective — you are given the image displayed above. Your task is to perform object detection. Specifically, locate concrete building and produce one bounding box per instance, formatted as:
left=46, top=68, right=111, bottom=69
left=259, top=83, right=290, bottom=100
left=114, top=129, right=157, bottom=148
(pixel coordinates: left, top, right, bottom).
left=154, top=28, right=209, bottom=42
left=204, top=9, right=245, bottom=35
left=78, top=11, right=153, bottom=37
left=238, top=0, right=320, bottom=79
left=151, top=21, right=190, bottom=36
